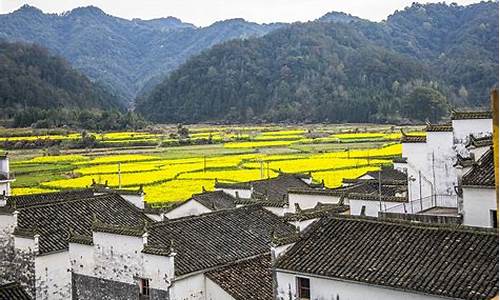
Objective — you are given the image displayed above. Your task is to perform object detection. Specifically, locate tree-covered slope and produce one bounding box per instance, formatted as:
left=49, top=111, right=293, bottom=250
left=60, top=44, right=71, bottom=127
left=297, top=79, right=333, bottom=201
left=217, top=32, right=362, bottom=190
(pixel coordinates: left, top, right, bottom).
left=0, top=40, right=123, bottom=116
left=137, top=2, right=498, bottom=123
left=0, top=5, right=283, bottom=103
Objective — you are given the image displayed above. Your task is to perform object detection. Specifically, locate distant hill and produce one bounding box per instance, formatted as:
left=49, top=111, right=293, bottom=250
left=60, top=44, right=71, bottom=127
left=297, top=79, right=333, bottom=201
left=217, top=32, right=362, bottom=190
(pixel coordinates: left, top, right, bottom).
left=0, top=5, right=283, bottom=104
left=0, top=40, right=123, bottom=116
left=136, top=2, right=498, bottom=123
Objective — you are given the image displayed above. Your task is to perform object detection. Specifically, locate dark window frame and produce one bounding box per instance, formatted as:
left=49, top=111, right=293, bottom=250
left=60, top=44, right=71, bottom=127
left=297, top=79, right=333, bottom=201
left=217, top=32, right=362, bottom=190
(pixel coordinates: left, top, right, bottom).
left=297, top=276, right=311, bottom=299
left=490, top=210, right=498, bottom=228
left=139, top=278, right=150, bottom=299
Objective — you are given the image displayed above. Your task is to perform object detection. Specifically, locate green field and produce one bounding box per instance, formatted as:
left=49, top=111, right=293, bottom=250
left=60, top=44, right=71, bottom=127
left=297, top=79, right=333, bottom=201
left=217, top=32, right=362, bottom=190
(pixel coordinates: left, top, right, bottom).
left=5, top=124, right=422, bottom=204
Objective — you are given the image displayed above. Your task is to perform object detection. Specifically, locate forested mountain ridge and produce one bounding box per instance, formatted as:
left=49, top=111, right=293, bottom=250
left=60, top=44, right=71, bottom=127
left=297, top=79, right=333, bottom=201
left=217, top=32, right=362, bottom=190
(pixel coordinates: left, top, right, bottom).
left=0, top=40, right=123, bottom=115
left=0, top=5, right=283, bottom=104
left=137, top=1, right=498, bottom=123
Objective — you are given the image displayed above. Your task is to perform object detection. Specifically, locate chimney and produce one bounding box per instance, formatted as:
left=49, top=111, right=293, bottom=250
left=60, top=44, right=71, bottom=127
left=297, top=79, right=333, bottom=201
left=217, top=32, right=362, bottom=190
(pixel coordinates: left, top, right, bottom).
left=142, top=231, right=149, bottom=246
left=34, top=233, right=40, bottom=255
left=13, top=210, right=19, bottom=226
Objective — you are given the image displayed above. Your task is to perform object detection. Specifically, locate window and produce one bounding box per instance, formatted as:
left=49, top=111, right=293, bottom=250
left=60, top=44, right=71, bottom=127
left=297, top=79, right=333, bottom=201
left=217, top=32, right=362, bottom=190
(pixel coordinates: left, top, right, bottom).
left=297, top=277, right=310, bottom=299
left=139, top=278, right=150, bottom=299
left=491, top=210, right=498, bottom=229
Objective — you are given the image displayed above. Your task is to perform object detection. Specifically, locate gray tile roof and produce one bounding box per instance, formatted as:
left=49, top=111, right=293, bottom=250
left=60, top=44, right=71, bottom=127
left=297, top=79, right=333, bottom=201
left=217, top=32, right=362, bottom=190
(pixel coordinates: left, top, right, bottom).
left=282, top=203, right=349, bottom=221
left=206, top=254, right=272, bottom=300
left=7, top=189, right=95, bottom=209
left=452, top=110, right=493, bottom=120
left=191, top=190, right=236, bottom=210
left=143, top=205, right=296, bottom=276
left=275, top=215, right=499, bottom=300
left=217, top=173, right=313, bottom=205
left=425, top=123, right=453, bottom=132
left=0, top=282, right=31, bottom=300
left=401, top=135, right=426, bottom=143
left=14, top=193, right=151, bottom=255
left=465, top=135, right=493, bottom=148
left=462, top=148, right=495, bottom=187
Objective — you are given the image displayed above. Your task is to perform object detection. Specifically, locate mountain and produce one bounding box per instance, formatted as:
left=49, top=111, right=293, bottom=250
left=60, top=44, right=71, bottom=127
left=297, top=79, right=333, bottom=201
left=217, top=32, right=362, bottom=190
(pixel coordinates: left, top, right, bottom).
left=318, top=11, right=363, bottom=23
left=0, top=5, right=283, bottom=104
left=136, top=2, right=498, bottom=123
left=0, top=40, right=123, bottom=116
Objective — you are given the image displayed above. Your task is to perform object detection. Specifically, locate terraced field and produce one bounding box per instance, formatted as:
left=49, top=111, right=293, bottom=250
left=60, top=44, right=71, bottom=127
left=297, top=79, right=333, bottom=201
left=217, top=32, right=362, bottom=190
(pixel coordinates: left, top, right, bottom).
left=6, top=124, right=423, bottom=204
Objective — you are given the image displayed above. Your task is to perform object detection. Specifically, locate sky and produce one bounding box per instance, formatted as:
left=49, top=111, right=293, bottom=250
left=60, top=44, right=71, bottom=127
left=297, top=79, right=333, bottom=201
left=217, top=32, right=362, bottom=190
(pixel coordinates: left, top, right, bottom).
left=0, top=0, right=484, bottom=26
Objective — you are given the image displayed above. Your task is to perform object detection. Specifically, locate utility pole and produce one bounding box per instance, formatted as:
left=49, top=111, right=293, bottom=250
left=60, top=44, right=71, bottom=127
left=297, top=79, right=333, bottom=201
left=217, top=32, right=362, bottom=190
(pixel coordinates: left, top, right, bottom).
left=419, top=171, right=423, bottom=212
left=432, top=151, right=436, bottom=206
left=378, top=170, right=382, bottom=212
left=118, top=163, right=122, bottom=189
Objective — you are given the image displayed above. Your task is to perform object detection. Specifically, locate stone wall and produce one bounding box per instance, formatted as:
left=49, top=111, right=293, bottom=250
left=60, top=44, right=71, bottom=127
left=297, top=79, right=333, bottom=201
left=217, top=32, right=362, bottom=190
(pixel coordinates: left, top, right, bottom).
left=72, top=273, right=169, bottom=300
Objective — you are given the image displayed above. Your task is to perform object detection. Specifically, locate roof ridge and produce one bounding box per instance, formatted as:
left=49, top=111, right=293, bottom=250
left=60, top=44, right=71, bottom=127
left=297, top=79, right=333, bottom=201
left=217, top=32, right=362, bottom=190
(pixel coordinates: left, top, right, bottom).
left=330, top=214, right=498, bottom=235
left=8, top=188, right=92, bottom=199
left=151, top=204, right=263, bottom=228
left=16, top=192, right=122, bottom=210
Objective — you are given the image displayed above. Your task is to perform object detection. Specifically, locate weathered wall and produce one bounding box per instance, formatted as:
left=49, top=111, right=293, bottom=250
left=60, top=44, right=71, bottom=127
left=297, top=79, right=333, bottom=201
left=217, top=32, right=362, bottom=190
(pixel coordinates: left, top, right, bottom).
left=35, top=251, right=71, bottom=300
left=72, top=273, right=169, bottom=300
left=0, top=231, right=35, bottom=298
left=462, top=187, right=496, bottom=227
left=276, top=271, right=444, bottom=300
left=69, top=232, right=173, bottom=299
left=170, top=274, right=206, bottom=300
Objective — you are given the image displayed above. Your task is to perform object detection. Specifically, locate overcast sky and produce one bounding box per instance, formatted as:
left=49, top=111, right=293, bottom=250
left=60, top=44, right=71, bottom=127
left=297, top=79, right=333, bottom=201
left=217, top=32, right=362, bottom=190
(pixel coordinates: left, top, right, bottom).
left=0, top=0, right=484, bottom=26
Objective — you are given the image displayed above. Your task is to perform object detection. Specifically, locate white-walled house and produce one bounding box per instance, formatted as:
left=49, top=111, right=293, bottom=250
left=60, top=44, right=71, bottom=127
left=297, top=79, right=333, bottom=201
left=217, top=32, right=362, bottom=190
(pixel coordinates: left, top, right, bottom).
left=160, top=190, right=237, bottom=219
left=7, top=191, right=151, bottom=300
left=274, top=215, right=499, bottom=300
left=69, top=205, right=296, bottom=300
left=451, top=111, right=493, bottom=144
left=460, top=148, right=497, bottom=228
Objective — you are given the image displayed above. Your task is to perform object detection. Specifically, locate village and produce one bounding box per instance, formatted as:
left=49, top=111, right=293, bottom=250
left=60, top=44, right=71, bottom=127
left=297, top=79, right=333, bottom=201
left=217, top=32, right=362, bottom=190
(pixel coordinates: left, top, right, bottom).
left=0, top=97, right=497, bottom=300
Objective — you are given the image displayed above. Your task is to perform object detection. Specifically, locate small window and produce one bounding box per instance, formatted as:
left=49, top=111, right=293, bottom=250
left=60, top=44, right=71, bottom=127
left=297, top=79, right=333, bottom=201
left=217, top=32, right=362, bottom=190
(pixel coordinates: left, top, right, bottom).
left=491, top=210, right=498, bottom=228
left=297, top=277, right=310, bottom=299
left=139, top=278, right=150, bottom=299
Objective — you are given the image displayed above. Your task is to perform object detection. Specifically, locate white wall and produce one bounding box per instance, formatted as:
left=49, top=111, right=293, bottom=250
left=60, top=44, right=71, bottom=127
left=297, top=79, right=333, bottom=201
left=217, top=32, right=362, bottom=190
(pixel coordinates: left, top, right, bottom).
left=452, top=119, right=492, bottom=144
left=0, top=157, right=9, bottom=175
left=170, top=273, right=205, bottom=300
left=216, top=188, right=252, bottom=199
left=0, top=213, right=15, bottom=236
left=276, top=271, right=445, bottom=300
left=287, top=193, right=342, bottom=214
left=462, top=187, right=497, bottom=228
left=264, top=206, right=285, bottom=216
left=0, top=181, right=11, bottom=196
left=70, top=231, right=173, bottom=292
left=205, top=277, right=235, bottom=300
left=426, top=131, right=457, bottom=196
left=14, top=236, right=35, bottom=252
left=349, top=199, right=405, bottom=217
left=35, top=251, right=71, bottom=300
left=290, top=218, right=318, bottom=231
left=120, top=194, right=145, bottom=209
left=164, top=199, right=212, bottom=219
